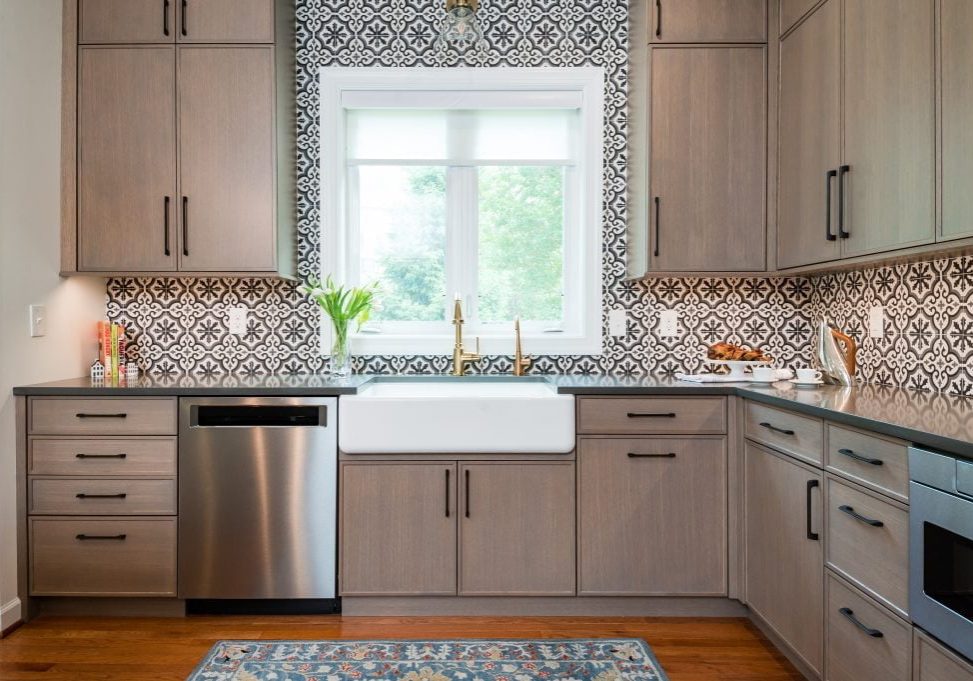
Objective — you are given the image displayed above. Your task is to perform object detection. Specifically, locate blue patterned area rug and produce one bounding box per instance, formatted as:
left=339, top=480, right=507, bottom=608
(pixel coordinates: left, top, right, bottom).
left=186, top=639, right=669, bottom=680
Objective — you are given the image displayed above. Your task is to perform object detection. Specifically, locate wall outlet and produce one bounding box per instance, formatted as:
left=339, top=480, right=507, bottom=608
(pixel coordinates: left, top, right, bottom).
left=608, top=309, right=628, bottom=337
left=29, top=304, right=46, bottom=337
left=868, top=306, right=885, bottom=339
left=659, top=309, right=679, bottom=337
left=228, top=307, right=249, bottom=335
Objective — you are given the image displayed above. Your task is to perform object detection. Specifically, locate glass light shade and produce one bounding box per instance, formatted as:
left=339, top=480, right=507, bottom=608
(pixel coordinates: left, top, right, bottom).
left=437, top=3, right=485, bottom=51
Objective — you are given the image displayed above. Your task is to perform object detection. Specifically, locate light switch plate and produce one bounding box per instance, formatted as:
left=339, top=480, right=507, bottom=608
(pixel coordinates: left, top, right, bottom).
left=868, top=306, right=885, bottom=339
left=228, top=307, right=249, bottom=335
left=29, top=304, right=46, bottom=337
left=659, top=309, right=679, bottom=337
left=608, top=309, right=628, bottom=337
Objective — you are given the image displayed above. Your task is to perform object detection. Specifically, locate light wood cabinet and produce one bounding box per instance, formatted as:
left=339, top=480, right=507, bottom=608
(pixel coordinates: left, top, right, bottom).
left=777, top=0, right=841, bottom=269
left=579, top=437, right=727, bottom=595
left=650, top=0, right=766, bottom=43
left=745, top=442, right=824, bottom=676
left=780, top=0, right=820, bottom=37
left=940, top=0, right=973, bottom=241
left=840, top=0, right=935, bottom=257
left=459, top=463, right=575, bottom=596
left=176, top=0, right=275, bottom=43
left=79, top=0, right=174, bottom=44
left=340, top=463, right=457, bottom=596
left=649, top=46, right=766, bottom=272
left=914, top=629, right=973, bottom=681
left=79, top=0, right=274, bottom=44
left=178, top=47, right=276, bottom=271
left=578, top=396, right=726, bottom=435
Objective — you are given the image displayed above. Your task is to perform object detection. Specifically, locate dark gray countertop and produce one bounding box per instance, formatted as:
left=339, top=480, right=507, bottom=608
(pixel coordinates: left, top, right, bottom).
left=14, top=373, right=973, bottom=459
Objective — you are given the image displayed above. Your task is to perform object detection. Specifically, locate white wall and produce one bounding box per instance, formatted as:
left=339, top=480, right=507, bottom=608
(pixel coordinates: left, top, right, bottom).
left=0, top=0, right=107, bottom=632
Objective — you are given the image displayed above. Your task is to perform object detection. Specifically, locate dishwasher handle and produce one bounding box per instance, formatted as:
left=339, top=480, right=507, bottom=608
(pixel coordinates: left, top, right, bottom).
left=192, top=404, right=328, bottom=428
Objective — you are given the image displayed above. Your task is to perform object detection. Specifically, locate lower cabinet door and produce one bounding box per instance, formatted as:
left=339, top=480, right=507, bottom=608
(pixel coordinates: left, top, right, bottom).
left=914, top=628, right=973, bottom=681
left=30, top=518, right=176, bottom=596
left=459, top=463, right=575, bottom=595
left=340, top=463, right=457, bottom=596
left=826, top=572, right=912, bottom=681
left=745, top=442, right=824, bottom=676
left=578, top=437, right=727, bottom=595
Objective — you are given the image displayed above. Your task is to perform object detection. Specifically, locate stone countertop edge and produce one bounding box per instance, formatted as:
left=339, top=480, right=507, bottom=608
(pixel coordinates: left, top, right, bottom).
left=13, top=374, right=973, bottom=460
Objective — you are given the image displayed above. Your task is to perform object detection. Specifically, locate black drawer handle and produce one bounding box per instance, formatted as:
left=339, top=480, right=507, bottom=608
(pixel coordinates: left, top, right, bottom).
left=839, top=607, right=884, bottom=638
left=627, top=412, right=676, bottom=419
left=825, top=169, right=837, bottom=241
left=75, top=413, right=128, bottom=419
left=655, top=0, right=662, bottom=38
left=837, top=448, right=883, bottom=466
left=806, top=479, right=820, bottom=541
left=163, top=0, right=170, bottom=36
left=76, top=453, right=127, bottom=460
left=76, top=493, right=127, bottom=500
left=464, top=469, right=471, bottom=519
left=164, top=195, right=171, bottom=256
left=182, top=196, right=189, bottom=256
left=759, top=421, right=795, bottom=436
left=839, top=504, right=884, bottom=527
left=76, top=534, right=127, bottom=541
left=181, top=0, right=188, bottom=36
left=838, top=164, right=851, bottom=238
left=445, top=468, right=450, bottom=519
left=653, top=196, right=661, bottom=258
left=628, top=452, right=677, bottom=458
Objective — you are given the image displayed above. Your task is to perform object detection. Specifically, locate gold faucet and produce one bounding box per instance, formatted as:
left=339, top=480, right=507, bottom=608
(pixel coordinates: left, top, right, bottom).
left=513, top=318, right=531, bottom=376
left=451, top=298, right=480, bottom=376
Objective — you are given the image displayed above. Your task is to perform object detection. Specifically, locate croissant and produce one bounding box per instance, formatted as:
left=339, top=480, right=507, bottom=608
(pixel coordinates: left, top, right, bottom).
left=707, top=342, right=773, bottom=363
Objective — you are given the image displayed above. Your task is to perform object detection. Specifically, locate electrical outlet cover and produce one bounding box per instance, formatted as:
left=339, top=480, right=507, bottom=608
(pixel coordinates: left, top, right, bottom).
left=228, top=307, right=249, bottom=335
left=868, top=306, right=885, bottom=339
left=608, top=309, right=628, bottom=337
left=29, top=304, right=46, bottom=337
left=659, top=310, right=679, bottom=337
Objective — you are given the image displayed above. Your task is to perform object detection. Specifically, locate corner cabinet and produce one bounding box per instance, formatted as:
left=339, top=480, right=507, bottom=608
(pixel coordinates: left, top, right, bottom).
left=65, top=0, right=295, bottom=277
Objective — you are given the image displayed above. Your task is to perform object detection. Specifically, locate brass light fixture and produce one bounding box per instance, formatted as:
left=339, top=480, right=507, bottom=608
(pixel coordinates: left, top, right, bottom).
left=437, top=0, right=486, bottom=51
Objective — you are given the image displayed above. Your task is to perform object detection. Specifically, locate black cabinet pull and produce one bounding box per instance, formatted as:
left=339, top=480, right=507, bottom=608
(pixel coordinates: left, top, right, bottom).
left=76, top=493, right=127, bottom=500
left=164, top=196, right=171, bottom=256
left=76, top=534, right=127, bottom=541
left=655, top=0, right=662, bottom=37
left=653, top=196, right=661, bottom=258
left=628, top=452, right=676, bottom=458
left=806, top=479, right=820, bottom=541
left=838, top=164, right=851, bottom=238
left=464, top=469, right=470, bottom=519
left=75, top=413, right=128, bottom=419
left=76, top=453, right=127, bottom=460
left=839, top=504, right=884, bottom=527
left=182, top=196, right=189, bottom=256
left=838, top=448, right=883, bottom=466
left=759, top=421, right=795, bottom=436
left=181, top=0, right=188, bottom=36
left=445, top=468, right=450, bottom=518
left=163, top=0, right=170, bottom=36
left=627, top=412, right=676, bottom=419
left=825, top=169, right=837, bottom=241
left=839, top=607, right=884, bottom=638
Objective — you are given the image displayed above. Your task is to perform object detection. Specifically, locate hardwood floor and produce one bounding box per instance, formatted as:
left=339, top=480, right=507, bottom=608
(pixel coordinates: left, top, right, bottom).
left=0, top=615, right=804, bottom=680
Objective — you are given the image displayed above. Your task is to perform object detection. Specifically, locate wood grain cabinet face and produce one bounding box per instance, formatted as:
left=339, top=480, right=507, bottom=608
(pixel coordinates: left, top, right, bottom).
left=177, top=47, right=277, bottom=272
left=745, top=442, right=824, bottom=676
left=649, top=46, right=766, bottom=272
left=340, top=463, right=457, bottom=596
left=940, top=0, right=973, bottom=242
left=78, top=47, right=178, bottom=272
left=79, top=0, right=175, bottom=44
left=459, top=463, right=575, bottom=596
left=578, top=437, right=727, bottom=595
left=779, top=0, right=820, bottom=37
left=914, top=629, right=973, bottom=681
left=177, top=0, right=275, bottom=43
left=650, top=0, right=766, bottom=43
left=777, top=0, right=841, bottom=269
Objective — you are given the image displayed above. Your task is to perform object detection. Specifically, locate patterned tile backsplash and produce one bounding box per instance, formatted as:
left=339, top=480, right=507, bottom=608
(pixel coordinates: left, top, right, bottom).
left=105, top=0, right=972, bottom=397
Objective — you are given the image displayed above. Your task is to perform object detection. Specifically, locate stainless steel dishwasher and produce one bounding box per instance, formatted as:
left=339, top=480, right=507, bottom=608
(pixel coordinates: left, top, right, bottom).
left=179, top=397, right=337, bottom=603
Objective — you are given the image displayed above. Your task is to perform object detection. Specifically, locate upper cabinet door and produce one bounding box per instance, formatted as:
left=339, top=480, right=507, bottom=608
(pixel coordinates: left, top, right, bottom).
left=779, top=0, right=820, bottom=37
left=650, top=46, right=766, bottom=272
left=178, top=47, right=276, bottom=272
left=79, top=0, right=175, bottom=44
left=841, top=0, right=935, bottom=258
left=177, top=0, right=275, bottom=43
left=941, top=0, right=973, bottom=241
left=777, top=0, right=841, bottom=269
left=78, top=48, right=177, bottom=272
left=651, top=0, right=766, bottom=43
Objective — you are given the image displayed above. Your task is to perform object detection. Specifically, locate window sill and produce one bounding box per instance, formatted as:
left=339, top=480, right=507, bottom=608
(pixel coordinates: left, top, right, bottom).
left=345, top=333, right=602, bottom=357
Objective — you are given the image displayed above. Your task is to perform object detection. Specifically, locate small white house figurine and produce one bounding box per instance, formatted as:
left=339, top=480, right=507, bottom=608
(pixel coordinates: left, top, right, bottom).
left=90, top=360, right=105, bottom=382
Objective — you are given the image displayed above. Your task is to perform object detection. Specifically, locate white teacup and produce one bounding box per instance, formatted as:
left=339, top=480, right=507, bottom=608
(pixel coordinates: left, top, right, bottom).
left=795, top=368, right=823, bottom=383
left=751, top=366, right=776, bottom=382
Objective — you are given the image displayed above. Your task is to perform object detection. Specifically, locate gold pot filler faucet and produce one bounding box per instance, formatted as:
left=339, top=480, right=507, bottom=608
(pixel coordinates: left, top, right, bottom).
left=450, top=298, right=532, bottom=377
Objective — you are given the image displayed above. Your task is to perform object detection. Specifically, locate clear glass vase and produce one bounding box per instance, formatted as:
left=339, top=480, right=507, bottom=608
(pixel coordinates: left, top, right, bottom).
left=329, top=321, right=352, bottom=377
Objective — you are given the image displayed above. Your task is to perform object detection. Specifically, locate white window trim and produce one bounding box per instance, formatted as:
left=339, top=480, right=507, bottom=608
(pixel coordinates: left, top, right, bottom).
left=318, top=66, right=604, bottom=357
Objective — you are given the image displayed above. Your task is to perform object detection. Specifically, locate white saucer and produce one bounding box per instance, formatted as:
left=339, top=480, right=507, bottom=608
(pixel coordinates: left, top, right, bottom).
left=789, top=379, right=824, bottom=386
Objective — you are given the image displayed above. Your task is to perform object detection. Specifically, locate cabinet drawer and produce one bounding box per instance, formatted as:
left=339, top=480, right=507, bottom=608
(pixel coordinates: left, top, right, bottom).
left=914, top=628, right=973, bottom=681
left=30, top=438, right=176, bottom=476
left=30, top=398, right=177, bottom=436
left=30, top=478, right=176, bottom=515
left=30, top=518, right=176, bottom=596
left=826, top=424, right=909, bottom=502
left=745, top=401, right=823, bottom=465
left=578, top=397, right=726, bottom=435
left=826, top=573, right=911, bottom=681
left=826, top=477, right=909, bottom=618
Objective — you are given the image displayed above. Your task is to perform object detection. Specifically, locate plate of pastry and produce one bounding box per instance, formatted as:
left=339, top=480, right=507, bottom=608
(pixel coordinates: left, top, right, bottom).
left=705, top=343, right=773, bottom=380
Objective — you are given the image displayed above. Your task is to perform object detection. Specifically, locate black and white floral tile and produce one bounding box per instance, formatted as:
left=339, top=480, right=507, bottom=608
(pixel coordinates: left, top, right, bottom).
left=104, top=0, right=972, bottom=396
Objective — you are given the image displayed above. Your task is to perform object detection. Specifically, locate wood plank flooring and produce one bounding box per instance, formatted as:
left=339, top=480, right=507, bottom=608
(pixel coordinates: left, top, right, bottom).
left=0, top=615, right=804, bottom=680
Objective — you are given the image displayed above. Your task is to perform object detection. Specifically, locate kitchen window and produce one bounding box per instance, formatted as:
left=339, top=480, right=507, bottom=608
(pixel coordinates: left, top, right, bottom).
left=319, top=68, right=604, bottom=356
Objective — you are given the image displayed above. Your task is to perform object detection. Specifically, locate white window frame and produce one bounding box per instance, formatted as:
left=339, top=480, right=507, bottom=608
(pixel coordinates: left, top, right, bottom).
left=319, top=67, right=604, bottom=356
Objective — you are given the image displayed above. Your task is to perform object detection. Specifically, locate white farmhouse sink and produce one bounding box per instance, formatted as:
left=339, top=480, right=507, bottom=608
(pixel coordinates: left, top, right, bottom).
left=339, top=378, right=575, bottom=454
